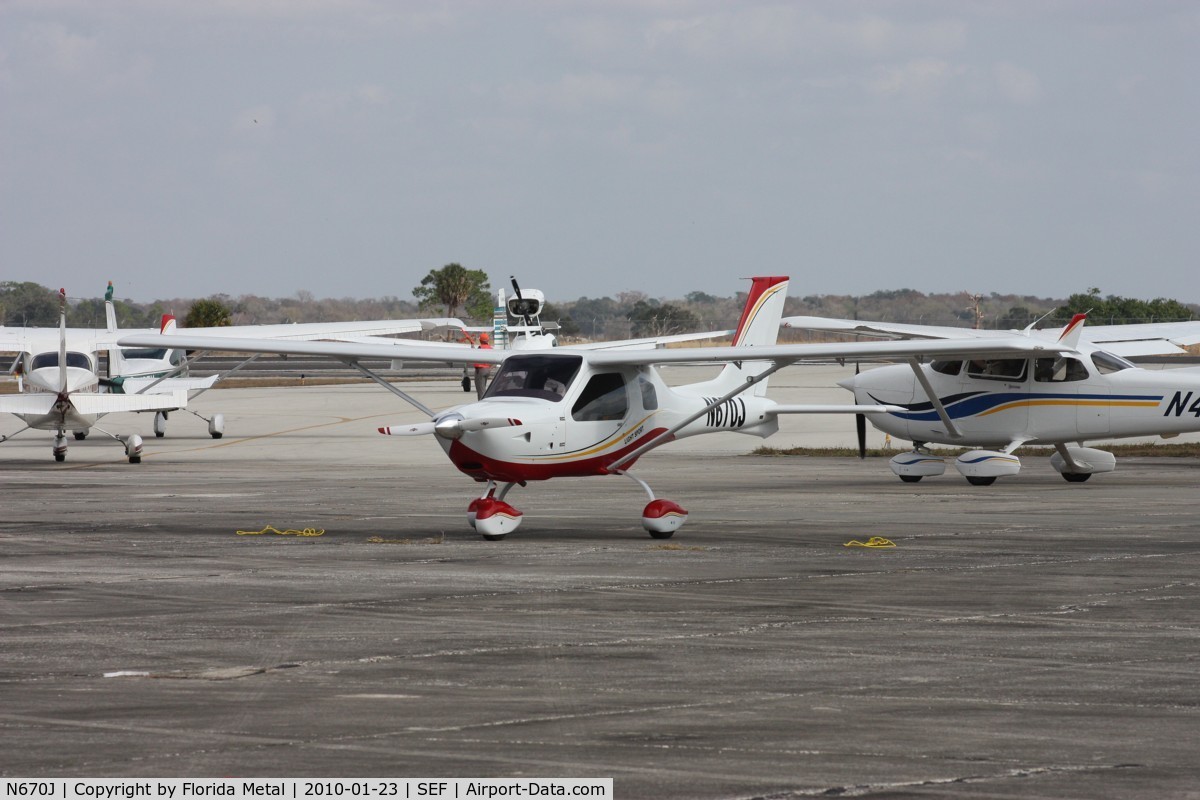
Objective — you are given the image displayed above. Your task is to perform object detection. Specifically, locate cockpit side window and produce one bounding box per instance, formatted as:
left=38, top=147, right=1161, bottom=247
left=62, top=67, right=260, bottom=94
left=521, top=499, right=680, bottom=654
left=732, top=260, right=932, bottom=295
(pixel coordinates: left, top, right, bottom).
left=930, top=360, right=962, bottom=376
left=638, top=375, right=658, bottom=410
left=966, top=358, right=1027, bottom=382
left=484, top=355, right=582, bottom=402
left=1091, top=351, right=1134, bottom=375
left=122, top=348, right=168, bottom=360
left=572, top=373, right=629, bottom=422
left=1034, top=357, right=1089, bottom=382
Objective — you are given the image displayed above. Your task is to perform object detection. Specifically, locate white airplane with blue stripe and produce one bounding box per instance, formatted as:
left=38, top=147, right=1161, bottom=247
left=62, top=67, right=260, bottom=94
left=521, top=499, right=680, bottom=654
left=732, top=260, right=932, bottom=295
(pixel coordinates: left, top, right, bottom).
left=783, top=312, right=1200, bottom=485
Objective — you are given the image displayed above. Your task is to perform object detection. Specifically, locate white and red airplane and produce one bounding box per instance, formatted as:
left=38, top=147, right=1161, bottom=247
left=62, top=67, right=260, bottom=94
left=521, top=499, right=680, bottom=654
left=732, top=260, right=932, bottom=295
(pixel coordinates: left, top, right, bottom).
left=119, top=276, right=1069, bottom=539
left=782, top=312, right=1200, bottom=485
left=1, top=284, right=464, bottom=462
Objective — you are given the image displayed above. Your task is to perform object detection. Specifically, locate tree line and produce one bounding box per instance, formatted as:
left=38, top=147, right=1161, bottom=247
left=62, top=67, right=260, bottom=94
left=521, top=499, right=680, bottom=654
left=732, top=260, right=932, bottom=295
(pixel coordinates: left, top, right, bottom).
left=3, top=267, right=1196, bottom=341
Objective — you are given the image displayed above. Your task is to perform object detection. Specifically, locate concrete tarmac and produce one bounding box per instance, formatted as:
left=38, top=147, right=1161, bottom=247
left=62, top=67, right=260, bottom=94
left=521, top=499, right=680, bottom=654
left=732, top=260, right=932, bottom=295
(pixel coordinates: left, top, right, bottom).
left=2, top=371, right=1200, bottom=798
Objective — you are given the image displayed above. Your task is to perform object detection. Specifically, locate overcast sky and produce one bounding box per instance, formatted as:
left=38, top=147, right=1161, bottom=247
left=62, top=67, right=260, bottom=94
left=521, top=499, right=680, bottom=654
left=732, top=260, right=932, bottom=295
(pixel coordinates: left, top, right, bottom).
left=2, top=1, right=1197, bottom=305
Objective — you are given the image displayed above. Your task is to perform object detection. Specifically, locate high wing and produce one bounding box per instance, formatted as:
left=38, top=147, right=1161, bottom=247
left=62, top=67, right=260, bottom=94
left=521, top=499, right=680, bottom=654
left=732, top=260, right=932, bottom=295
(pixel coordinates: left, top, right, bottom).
left=571, top=329, right=732, bottom=351
left=781, top=315, right=1200, bottom=358
left=171, top=317, right=465, bottom=342
left=118, top=330, right=1064, bottom=369
left=781, top=316, right=996, bottom=340
left=1079, top=321, right=1200, bottom=357
left=0, top=318, right=465, bottom=356
left=118, top=333, right=512, bottom=366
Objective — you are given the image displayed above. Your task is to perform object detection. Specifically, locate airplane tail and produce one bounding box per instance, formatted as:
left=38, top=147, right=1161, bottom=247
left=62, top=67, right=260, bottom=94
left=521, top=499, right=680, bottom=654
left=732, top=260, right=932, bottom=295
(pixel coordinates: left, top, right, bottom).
left=160, top=314, right=178, bottom=334
left=104, top=281, right=117, bottom=333
left=57, top=288, right=68, bottom=393
left=686, top=276, right=789, bottom=398
left=1058, top=313, right=1087, bottom=349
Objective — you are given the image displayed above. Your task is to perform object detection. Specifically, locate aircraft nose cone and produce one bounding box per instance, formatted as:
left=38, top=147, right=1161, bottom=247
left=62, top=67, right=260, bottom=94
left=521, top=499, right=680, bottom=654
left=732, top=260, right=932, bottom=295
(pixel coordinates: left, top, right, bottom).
left=836, top=376, right=858, bottom=391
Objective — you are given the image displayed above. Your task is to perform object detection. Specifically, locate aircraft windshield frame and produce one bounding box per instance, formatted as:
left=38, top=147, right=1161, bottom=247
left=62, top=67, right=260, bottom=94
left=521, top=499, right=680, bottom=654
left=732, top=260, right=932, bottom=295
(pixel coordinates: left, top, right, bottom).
left=30, top=351, right=92, bottom=371
left=1091, top=351, right=1134, bottom=374
left=485, top=354, right=582, bottom=402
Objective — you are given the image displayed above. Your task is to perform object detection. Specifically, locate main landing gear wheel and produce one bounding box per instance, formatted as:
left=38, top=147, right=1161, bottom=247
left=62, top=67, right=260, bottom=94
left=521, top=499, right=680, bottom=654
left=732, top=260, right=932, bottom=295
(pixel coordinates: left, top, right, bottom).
left=472, top=492, right=523, bottom=540
left=73, top=430, right=88, bottom=440
left=1062, top=472, right=1091, bottom=483
left=899, top=475, right=922, bottom=483
left=641, top=499, right=688, bottom=538
left=966, top=476, right=996, bottom=486
left=125, top=434, right=144, bottom=464
left=154, top=411, right=167, bottom=438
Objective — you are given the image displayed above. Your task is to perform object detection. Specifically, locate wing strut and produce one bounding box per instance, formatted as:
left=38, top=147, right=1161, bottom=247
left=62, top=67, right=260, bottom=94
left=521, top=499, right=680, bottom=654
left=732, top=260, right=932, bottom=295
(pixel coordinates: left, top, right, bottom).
left=907, top=357, right=962, bottom=440
left=136, top=351, right=264, bottom=400
left=346, top=360, right=435, bottom=418
left=609, top=361, right=791, bottom=472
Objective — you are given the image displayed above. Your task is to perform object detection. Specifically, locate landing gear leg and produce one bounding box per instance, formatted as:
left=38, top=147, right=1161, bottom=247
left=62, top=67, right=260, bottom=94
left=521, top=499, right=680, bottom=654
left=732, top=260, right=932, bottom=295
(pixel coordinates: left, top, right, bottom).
left=91, top=425, right=145, bottom=464
left=619, top=469, right=688, bottom=538
left=53, top=431, right=68, bottom=462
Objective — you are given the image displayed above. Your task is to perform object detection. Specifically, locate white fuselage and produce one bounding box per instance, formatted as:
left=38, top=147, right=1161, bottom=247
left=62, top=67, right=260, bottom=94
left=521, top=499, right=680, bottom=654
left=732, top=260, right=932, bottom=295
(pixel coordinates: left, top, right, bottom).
left=842, top=344, right=1200, bottom=447
left=19, top=351, right=101, bottom=430
left=433, top=353, right=778, bottom=483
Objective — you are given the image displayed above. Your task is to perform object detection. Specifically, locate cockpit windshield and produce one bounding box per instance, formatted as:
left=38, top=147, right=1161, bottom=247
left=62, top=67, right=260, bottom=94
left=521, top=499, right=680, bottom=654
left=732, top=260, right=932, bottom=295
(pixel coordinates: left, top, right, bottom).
left=30, top=351, right=92, bottom=371
left=484, top=354, right=582, bottom=402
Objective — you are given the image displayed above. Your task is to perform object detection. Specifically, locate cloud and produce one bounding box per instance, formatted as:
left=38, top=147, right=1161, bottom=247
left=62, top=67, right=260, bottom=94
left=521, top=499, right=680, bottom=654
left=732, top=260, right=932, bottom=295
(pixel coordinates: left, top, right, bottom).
left=993, top=61, right=1042, bottom=104
left=641, top=7, right=967, bottom=61
left=866, top=58, right=964, bottom=99
left=499, top=72, right=689, bottom=116
left=21, top=21, right=98, bottom=73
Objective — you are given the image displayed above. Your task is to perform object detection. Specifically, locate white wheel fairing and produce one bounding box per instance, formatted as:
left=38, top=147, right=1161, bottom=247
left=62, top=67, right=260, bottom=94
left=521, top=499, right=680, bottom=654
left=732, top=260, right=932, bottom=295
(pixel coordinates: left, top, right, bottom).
left=954, top=450, right=1021, bottom=480
left=642, top=499, right=687, bottom=534
left=889, top=452, right=946, bottom=479
left=474, top=497, right=523, bottom=538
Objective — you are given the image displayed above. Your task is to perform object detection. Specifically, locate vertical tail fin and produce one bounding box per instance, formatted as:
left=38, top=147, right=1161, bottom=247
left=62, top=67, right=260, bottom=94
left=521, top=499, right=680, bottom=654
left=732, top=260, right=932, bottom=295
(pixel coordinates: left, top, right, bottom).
left=683, top=276, right=789, bottom=398
left=731, top=276, right=790, bottom=348
left=104, top=281, right=117, bottom=333
left=58, top=288, right=68, bottom=393
left=159, top=314, right=178, bottom=334
left=1058, top=313, right=1087, bottom=349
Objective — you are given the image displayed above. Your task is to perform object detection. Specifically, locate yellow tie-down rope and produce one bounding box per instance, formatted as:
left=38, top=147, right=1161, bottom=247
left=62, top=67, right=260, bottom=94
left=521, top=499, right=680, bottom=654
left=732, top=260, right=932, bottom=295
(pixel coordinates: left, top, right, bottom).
left=843, top=536, right=896, bottom=548
left=237, top=525, right=325, bottom=537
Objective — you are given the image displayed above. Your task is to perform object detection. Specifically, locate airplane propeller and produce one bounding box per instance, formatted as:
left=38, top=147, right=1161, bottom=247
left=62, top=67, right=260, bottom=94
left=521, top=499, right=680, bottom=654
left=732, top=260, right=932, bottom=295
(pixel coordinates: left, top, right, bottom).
left=379, top=416, right=523, bottom=440
left=854, top=363, right=866, bottom=460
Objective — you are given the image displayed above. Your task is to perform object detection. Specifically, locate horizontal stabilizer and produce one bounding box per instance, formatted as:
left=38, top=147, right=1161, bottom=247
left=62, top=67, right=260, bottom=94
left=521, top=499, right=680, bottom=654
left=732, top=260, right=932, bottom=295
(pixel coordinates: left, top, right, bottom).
left=769, top=403, right=903, bottom=415
left=70, top=390, right=188, bottom=414
left=122, top=375, right=221, bottom=393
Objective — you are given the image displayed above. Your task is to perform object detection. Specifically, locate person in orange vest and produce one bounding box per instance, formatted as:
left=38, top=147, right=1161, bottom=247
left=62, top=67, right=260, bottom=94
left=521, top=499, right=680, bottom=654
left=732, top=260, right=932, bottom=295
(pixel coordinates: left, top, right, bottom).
left=474, top=332, right=493, bottom=399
